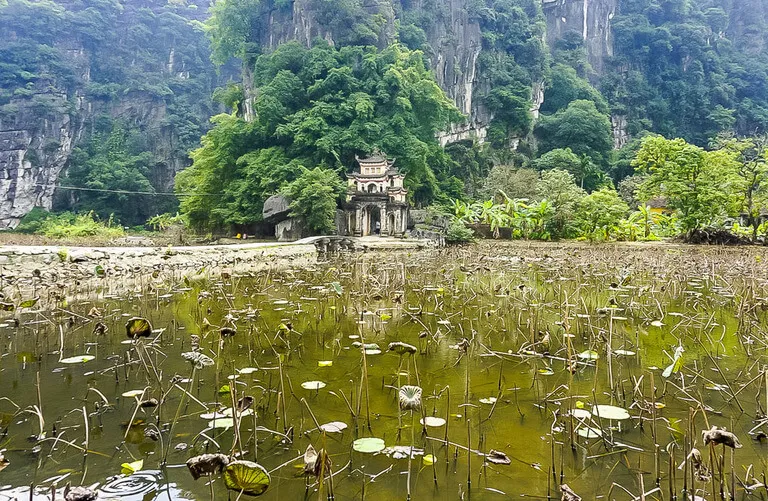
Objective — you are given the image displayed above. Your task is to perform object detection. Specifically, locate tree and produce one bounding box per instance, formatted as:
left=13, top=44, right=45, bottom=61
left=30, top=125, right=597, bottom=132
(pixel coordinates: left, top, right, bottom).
left=617, top=174, right=648, bottom=209
left=176, top=114, right=264, bottom=229
left=633, top=135, right=742, bottom=235
left=178, top=42, right=465, bottom=230
left=442, top=140, right=493, bottom=198
left=531, top=147, right=604, bottom=191
left=714, top=135, right=768, bottom=240
left=535, top=100, right=613, bottom=167
left=206, top=0, right=264, bottom=65
left=281, top=167, right=344, bottom=234
left=480, top=165, right=539, bottom=201
left=541, top=64, right=608, bottom=115
left=59, top=125, right=165, bottom=226
left=535, top=169, right=586, bottom=238
left=575, top=187, right=629, bottom=240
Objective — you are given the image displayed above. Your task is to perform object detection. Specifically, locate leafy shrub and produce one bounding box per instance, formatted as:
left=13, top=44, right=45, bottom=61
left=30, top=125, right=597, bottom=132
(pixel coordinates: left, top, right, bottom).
left=147, top=212, right=188, bottom=231
left=281, top=167, right=345, bottom=234
left=445, top=219, right=475, bottom=244
left=36, top=212, right=125, bottom=239
left=15, top=207, right=51, bottom=234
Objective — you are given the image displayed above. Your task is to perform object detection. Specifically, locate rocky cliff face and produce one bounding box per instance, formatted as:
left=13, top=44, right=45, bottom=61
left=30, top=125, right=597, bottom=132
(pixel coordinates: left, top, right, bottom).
left=0, top=0, right=218, bottom=227
left=9, top=0, right=749, bottom=226
left=727, top=0, right=768, bottom=56
left=543, top=0, right=616, bottom=75
left=0, top=64, right=194, bottom=228
left=0, top=101, right=82, bottom=228
left=253, top=0, right=616, bottom=143
left=0, top=0, right=629, bottom=228
left=0, top=33, right=89, bottom=228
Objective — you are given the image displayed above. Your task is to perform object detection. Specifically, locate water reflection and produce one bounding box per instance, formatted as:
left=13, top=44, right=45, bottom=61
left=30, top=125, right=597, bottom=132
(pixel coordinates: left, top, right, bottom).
left=0, top=470, right=190, bottom=500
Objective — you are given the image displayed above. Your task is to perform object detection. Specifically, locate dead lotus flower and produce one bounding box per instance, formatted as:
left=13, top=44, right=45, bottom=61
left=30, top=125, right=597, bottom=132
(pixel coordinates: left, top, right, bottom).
left=186, top=453, right=230, bottom=480
left=399, top=385, right=422, bottom=411
left=303, top=444, right=331, bottom=477
left=237, top=395, right=254, bottom=413
left=687, top=448, right=710, bottom=482
left=93, top=322, right=107, bottom=335
left=388, top=342, right=417, bottom=355
left=702, top=426, right=742, bottom=448
left=220, top=327, right=237, bottom=337
left=560, top=484, right=581, bottom=501
left=182, top=351, right=214, bottom=369
left=486, top=450, right=511, bottom=465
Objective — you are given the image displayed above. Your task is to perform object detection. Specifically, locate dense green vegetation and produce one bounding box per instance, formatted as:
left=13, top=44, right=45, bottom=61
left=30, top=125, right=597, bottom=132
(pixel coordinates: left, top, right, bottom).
left=448, top=134, right=768, bottom=242
left=0, top=0, right=221, bottom=225
left=15, top=208, right=125, bottom=239
left=3, top=0, right=768, bottom=241
left=602, top=0, right=768, bottom=144
left=177, top=42, right=463, bottom=230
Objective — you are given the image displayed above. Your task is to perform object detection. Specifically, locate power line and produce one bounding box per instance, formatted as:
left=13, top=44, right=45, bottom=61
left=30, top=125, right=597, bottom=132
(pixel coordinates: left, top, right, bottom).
left=35, top=184, right=224, bottom=197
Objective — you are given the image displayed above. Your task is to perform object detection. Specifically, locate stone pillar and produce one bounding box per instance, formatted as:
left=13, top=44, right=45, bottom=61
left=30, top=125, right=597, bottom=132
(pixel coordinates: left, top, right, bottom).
left=354, top=208, right=363, bottom=237
left=381, top=209, right=389, bottom=237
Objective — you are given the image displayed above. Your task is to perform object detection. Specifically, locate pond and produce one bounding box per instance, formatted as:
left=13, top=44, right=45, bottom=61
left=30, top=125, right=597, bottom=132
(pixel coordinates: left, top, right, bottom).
left=1, top=242, right=767, bottom=500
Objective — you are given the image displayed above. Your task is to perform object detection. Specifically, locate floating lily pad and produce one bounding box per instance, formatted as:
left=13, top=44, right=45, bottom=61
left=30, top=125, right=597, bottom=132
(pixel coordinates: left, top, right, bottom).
left=570, top=409, right=591, bottom=419
left=420, top=416, right=446, bottom=427
left=208, top=417, right=235, bottom=429
left=578, top=350, right=600, bottom=360
left=380, top=446, right=423, bottom=459
left=221, top=407, right=254, bottom=418
left=576, top=427, right=602, bottom=438
left=352, top=437, right=386, bottom=454
left=486, top=450, right=511, bottom=465
left=591, top=405, right=630, bottom=420
left=238, top=367, right=258, bottom=375
left=223, top=460, right=270, bottom=496
left=125, top=317, right=153, bottom=339
left=423, top=454, right=435, bottom=466
left=301, top=381, right=326, bottom=390
left=319, top=421, right=347, bottom=433
left=60, top=355, right=95, bottom=364
left=121, top=459, right=143, bottom=475
left=121, top=390, right=145, bottom=398
left=200, top=411, right=228, bottom=420
left=19, top=297, right=39, bottom=309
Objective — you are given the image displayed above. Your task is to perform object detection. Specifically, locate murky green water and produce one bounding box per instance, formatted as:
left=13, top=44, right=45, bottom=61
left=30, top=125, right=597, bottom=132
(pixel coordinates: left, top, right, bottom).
left=1, top=243, right=768, bottom=500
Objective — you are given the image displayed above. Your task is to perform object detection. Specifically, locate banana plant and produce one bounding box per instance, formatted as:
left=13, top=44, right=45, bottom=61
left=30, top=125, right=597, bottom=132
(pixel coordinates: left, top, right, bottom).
left=525, top=200, right=554, bottom=240
left=451, top=199, right=479, bottom=224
